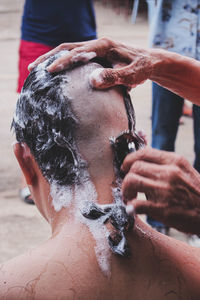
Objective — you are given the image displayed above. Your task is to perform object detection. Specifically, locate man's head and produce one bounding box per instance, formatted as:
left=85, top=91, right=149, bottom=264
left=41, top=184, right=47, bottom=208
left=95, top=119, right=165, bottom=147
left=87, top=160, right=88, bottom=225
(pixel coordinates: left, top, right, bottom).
left=13, top=52, right=134, bottom=189
left=12, top=52, right=142, bottom=258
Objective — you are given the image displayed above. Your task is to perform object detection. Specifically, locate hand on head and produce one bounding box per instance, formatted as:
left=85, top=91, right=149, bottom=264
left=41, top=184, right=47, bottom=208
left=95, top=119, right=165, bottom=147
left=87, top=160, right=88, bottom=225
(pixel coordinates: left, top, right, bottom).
left=28, top=37, right=153, bottom=90
left=121, top=147, right=200, bottom=235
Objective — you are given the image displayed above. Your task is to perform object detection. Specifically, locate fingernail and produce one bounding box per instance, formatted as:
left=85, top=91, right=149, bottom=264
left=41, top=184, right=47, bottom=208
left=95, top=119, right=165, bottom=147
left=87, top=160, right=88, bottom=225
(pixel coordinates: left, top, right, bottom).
left=137, top=129, right=145, bottom=136
left=46, top=65, right=55, bottom=72
left=12, top=141, right=19, bottom=147
left=126, top=204, right=134, bottom=215
left=46, top=66, right=52, bottom=72
left=28, top=62, right=35, bottom=71
left=89, top=68, right=104, bottom=87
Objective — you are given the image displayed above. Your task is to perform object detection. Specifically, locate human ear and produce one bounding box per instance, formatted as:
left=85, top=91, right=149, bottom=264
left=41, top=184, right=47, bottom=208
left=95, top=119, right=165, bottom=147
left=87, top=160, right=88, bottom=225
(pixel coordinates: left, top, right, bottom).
left=13, top=142, right=37, bottom=185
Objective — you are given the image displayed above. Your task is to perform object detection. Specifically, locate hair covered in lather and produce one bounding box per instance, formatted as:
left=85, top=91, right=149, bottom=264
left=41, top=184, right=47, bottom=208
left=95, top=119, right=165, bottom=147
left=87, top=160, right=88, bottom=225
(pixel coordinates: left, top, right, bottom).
left=12, top=52, right=87, bottom=186
left=12, top=52, right=145, bottom=259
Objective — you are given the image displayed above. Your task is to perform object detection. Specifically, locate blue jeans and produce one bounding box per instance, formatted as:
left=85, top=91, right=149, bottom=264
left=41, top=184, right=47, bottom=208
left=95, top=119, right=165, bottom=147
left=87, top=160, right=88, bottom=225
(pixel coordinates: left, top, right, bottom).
left=147, top=82, right=200, bottom=228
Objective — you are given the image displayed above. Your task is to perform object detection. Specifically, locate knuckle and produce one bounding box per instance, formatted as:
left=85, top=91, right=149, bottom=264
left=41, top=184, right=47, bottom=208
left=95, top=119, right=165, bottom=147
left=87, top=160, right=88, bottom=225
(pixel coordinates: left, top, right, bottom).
left=130, top=161, right=142, bottom=173
left=168, top=165, right=181, bottom=182
left=137, top=148, right=147, bottom=160
left=123, top=173, right=137, bottom=190
left=108, top=47, right=121, bottom=61
left=71, top=47, right=80, bottom=54
left=176, top=154, right=188, bottom=168
left=162, top=208, right=169, bottom=220
left=158, top=149, right=168, bottom=162
left=173, top=153, right=183, bottom=164
left=165, top=182, right=172, bottom=196
left=124, top=173, right=134, bottom=186
left=102, top=69, right=117, bottom=83
left=122, top=153, right=135, bottom=169
left=100, top=37, right=111, bottom=45
left=59, top=43, right=68, bottom=50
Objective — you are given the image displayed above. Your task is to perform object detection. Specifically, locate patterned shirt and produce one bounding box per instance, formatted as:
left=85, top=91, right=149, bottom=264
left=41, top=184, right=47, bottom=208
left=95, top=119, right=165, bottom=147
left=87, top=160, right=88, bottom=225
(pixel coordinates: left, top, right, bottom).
left=149, top=0, right=200, bottom=60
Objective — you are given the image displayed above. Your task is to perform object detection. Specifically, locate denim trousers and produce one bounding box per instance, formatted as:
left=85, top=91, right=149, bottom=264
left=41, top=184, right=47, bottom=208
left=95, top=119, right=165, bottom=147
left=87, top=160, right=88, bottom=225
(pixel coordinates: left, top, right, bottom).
left=147, top=82, right=200, bottom=228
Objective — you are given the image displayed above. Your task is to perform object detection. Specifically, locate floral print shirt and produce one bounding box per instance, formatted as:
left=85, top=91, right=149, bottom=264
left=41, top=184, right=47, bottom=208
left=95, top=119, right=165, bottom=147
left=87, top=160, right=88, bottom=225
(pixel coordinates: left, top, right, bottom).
left=149, top=0, right=200, bottom=59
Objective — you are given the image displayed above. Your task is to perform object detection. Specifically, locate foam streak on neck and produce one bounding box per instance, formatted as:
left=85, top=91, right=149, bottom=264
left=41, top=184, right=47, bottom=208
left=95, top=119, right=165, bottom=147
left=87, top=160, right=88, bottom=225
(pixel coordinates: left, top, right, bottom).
left=50, top=177, right=111, bottom=277
left=74, top=179, right=111, bottom=277
left=50, top=182, right=73, bottom=212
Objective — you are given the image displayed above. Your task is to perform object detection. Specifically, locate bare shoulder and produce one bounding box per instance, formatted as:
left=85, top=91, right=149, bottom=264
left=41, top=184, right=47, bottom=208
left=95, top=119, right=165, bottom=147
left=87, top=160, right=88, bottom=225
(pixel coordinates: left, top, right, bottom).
left=0, top=250, right=46, bottom=299
left=0, top=248, right=79, bottom=300
left=0, top=253, right=35, bottom=299
left=0, top=239, right=108, bottom=300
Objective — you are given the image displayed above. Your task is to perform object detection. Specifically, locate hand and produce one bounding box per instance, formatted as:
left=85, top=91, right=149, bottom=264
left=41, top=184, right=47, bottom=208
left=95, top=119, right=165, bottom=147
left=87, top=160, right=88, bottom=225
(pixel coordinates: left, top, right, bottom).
left=121, top=148, right=200, bottom=235
left=28, top=37, right=154, bottom=89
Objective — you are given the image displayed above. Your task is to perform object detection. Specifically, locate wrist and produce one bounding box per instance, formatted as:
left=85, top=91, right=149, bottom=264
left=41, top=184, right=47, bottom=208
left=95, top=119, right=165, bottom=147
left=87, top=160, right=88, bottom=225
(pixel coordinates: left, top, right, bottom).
left=148, top=48, right=167, bottom=81
left=148, top=49, right=186, bottom=82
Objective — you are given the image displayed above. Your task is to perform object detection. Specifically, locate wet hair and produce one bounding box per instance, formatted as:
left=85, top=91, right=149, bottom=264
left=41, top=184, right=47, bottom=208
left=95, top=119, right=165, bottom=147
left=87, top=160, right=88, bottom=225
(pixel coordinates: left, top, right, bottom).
left=12, top=52, right=142, bottom=188
left=12, top=52, right=87, bottom=186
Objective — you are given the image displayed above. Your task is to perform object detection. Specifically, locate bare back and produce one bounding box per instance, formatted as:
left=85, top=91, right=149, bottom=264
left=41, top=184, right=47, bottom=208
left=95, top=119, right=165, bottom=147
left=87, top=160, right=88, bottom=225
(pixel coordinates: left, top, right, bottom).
left=1, top=217, right=200, bottom=300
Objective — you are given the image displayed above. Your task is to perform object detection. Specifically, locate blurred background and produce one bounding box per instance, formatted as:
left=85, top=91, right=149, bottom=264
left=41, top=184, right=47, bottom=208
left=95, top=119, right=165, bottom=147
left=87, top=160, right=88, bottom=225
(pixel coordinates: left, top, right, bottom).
left=0, top=0, right=195, bottom=263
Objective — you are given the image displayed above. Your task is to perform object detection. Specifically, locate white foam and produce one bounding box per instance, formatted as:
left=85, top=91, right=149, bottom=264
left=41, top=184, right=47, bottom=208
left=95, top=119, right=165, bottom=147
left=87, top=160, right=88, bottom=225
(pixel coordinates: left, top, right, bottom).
left=74, top=180, right=111, bottom=277
left=126, top=204, right=134, bottom=215
left=112, top=187, right=123, bottom=205
left=49, top=176, right=111, bottom=277
left=57, top=50, right=69, bottom=58
left=80, top=212, right=111, bottom=277
left=28, top=62, right=35, bottom=71
left=52, top=63, right=64, bottom=71
left=11, top=141, right=19, bottom=147
left=46, top=104, right=58, bottom=116
left=50, top=182, right=73, bottom=212
left=89, top=68, right=104, bottom=87
left=26, top=51, right=112, bottom=275
left=72, top=51, right=96, bottom=63
left=13, top=91, right=33, bottom=128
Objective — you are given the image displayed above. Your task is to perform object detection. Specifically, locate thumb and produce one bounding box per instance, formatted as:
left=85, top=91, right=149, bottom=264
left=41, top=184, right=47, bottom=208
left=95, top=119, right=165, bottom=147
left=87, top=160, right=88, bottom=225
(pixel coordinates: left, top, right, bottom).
left=89, top=67, right=131, bottom=89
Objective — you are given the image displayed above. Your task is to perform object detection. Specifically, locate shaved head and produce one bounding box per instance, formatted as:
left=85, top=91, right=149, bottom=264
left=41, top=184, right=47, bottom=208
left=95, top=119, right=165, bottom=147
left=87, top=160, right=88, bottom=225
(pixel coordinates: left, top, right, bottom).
left=12, top=51, right=139, bottom=187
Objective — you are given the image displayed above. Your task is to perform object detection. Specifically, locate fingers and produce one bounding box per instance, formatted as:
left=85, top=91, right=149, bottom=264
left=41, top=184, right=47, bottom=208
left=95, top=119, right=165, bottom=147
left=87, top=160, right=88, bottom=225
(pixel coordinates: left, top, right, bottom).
left=127, top=199, right=171, bottom=230
left=128, top=160, right=168, bottom=181
left=47, top=38, right=112, bottom=73
left=47, top=49, right=97, bottom=72
left=125, top=199, right=167, bottom=225
left=127, top=199, right=200, bottom=234
left=28, top=43, right=80, bottom=71
left=122, top=148, right=179, bottom=174
left=89, top=65, right=135, bottom=89
left=28, top=37, right=113, bottom=72
left=27, top=38, right=152, bottom=90
left=122, top=172, right=166, bottom=200
left=89, top=68, right=119, bottom=89
left=137, top=130, right=148, bottom=145
left=129, top=199, right=165, bottom=216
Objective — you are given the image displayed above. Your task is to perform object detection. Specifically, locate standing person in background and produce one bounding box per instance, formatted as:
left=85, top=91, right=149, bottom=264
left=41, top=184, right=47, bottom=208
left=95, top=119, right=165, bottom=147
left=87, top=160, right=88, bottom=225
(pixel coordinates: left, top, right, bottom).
left=148, top=0, right=200, bottom=238
left=17, top=0, right=97, bottom=204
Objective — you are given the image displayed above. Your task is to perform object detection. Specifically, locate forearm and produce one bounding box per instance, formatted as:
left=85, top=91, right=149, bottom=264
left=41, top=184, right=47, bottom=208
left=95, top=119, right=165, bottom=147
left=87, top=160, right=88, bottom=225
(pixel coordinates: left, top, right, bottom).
left=149, top=49, right=200, bottom=105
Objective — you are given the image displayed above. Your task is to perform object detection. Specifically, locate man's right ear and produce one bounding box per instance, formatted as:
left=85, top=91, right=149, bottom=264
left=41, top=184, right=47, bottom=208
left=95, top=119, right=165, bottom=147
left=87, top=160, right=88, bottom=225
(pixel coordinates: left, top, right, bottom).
left=13, top=142, right=37, bottom=186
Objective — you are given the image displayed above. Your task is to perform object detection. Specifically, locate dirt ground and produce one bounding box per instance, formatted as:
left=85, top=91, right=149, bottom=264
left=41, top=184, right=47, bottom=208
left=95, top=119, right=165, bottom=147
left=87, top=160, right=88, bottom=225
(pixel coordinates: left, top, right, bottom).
left=0, top=1, right=195, bottom=263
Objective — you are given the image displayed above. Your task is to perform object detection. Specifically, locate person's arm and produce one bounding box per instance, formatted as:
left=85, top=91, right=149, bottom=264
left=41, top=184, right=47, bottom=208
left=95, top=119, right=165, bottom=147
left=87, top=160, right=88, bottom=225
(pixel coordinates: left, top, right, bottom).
left=29, top=38, right=200, bottom=105
left=121, top=147, right=200, bottom=235
left=150, top=49, right=200, bottom=105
